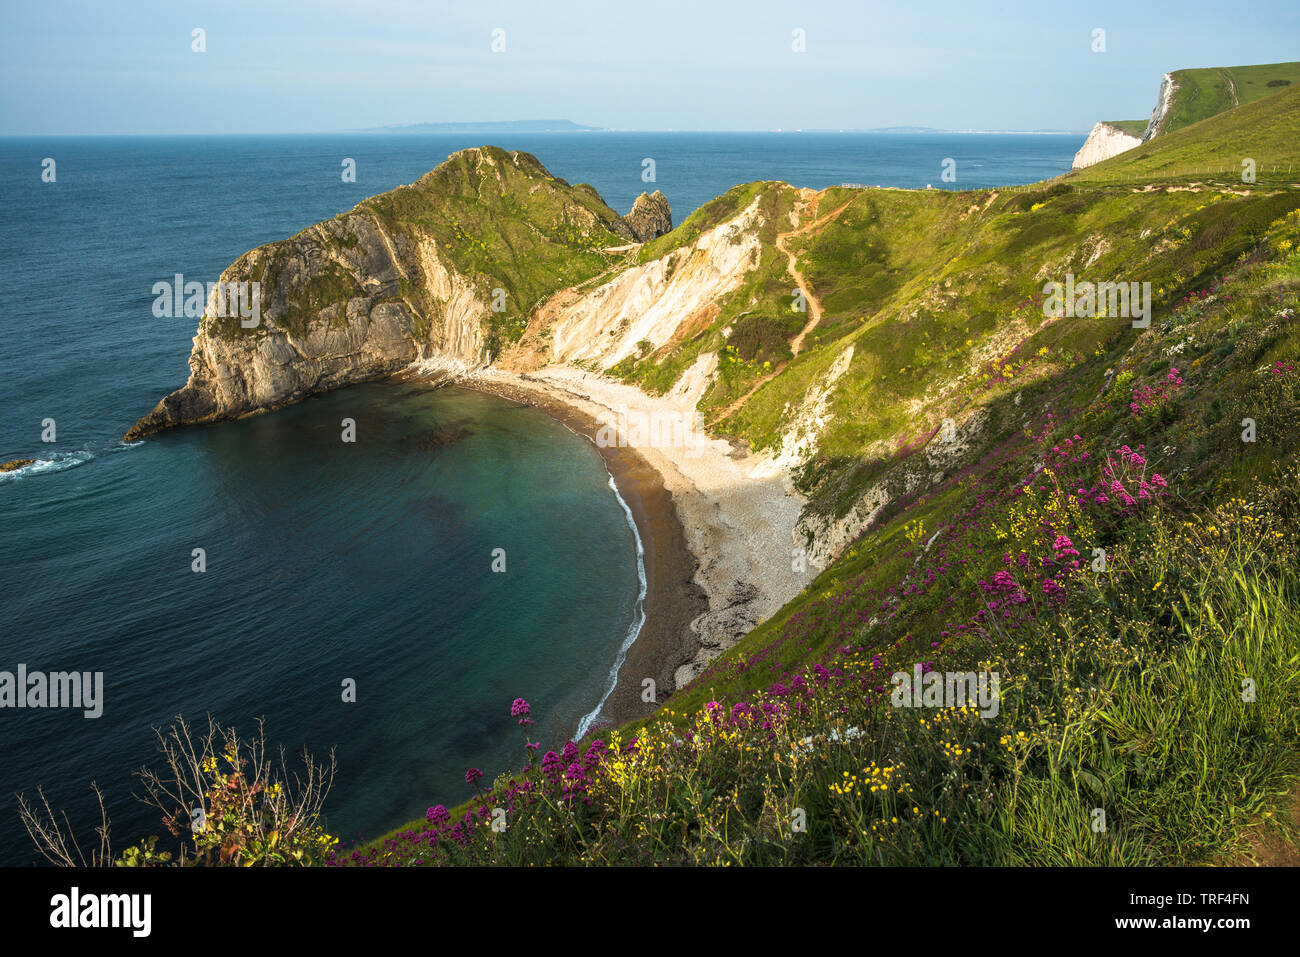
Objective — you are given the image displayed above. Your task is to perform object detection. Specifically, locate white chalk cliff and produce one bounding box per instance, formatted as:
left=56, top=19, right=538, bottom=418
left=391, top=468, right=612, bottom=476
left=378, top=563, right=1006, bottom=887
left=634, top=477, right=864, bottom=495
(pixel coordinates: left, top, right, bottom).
left=1071, top=122, right=1142, bottom=170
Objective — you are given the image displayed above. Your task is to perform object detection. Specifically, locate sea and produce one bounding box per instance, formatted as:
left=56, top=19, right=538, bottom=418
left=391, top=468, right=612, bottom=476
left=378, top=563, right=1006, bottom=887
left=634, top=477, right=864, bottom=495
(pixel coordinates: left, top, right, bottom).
left=0, top=130, right=1083, bottom=864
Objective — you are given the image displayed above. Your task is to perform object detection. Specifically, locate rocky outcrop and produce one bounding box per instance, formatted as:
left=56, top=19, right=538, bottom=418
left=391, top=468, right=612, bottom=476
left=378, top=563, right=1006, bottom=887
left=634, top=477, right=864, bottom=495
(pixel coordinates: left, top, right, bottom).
left=1071, top=122, right=1142, bottom=169
left=620, top=191, right=673, bottom=241
left=0, top=459, right=35, bottom=473
left=795, top=407, right=990, bottom=569
left=124, top=211, right=491, bottom=440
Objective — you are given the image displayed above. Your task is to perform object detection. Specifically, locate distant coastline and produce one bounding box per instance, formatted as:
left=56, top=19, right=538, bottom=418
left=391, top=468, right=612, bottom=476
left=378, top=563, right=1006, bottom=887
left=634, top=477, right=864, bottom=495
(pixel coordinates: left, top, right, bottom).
left=354, top=119, right=605, bottom=134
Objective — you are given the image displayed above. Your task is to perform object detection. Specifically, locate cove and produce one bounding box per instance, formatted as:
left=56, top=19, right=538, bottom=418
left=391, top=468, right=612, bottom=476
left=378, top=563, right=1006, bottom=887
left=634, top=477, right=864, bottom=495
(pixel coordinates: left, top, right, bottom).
left=0, top=381, right=642, bottom=861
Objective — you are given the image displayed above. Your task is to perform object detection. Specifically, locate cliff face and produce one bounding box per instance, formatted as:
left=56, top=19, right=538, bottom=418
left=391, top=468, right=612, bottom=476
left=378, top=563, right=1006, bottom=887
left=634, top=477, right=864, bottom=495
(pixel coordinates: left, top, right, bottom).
left=1071, top=122, right=1143, bottom=169
left=1070, top=71, right=1180, bottom=173
left=503, top=195, right=765, bottom=371
left=125, top=147, right=666, bottom=440
left=125, top=213, right=489, bottom=440
left=1143, top=72, right=1179, bottom=140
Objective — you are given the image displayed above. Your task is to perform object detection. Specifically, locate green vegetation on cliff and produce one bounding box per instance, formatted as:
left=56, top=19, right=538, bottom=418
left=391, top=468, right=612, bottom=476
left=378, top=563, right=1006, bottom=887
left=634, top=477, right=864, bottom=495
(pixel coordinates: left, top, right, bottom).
left=1071, top=83, right=1300, bottom=186
left=1155, top=61, right=1300, bottom=136
left=1102, top=120, right=1149, bottom=138
left=204, top=147, right=640, bottom=357
left=366, top=147, right=630, bottom=352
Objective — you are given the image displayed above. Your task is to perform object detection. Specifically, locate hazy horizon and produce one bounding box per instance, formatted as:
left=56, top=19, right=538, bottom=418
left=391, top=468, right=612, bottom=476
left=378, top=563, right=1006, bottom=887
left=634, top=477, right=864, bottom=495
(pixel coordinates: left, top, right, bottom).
left=0, top=125, right=1099, bottom=137
left=2, top=0, right=1299, bottom=136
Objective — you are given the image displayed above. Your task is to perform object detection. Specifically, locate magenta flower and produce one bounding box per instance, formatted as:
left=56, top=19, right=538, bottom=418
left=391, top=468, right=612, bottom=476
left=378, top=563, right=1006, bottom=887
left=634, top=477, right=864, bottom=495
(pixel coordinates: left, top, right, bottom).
left=1052, top=534, right=1080, bottom=560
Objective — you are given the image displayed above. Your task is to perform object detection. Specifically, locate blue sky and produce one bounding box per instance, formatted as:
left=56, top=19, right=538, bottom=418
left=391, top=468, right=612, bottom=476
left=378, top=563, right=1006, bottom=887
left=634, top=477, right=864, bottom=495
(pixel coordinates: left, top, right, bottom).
left=2, top=0, right=1298, bottom=134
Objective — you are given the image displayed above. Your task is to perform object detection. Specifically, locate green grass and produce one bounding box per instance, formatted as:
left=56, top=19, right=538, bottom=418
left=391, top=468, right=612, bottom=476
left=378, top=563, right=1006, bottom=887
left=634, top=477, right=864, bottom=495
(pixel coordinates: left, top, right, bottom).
left=1102, top=119, right=1149, bottom=138
left=1156, top=61, right=1300, bottom=136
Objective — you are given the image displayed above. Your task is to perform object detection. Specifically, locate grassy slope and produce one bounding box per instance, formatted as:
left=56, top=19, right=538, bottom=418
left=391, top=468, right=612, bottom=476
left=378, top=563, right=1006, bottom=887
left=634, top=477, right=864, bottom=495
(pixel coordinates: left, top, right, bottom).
left=1070, top=84, right=1300, bottom=187
left=365, top=147, right=631, bottom=352
left=660, top=90, right=1300, bottom=699
left=609, top=87, right=1300, bottom=483
left=1102, top=120, right=1149, bottom=137
left=347, top=90, right=1300, bottom=867
left=1159, top=61, right=1300, bottom=135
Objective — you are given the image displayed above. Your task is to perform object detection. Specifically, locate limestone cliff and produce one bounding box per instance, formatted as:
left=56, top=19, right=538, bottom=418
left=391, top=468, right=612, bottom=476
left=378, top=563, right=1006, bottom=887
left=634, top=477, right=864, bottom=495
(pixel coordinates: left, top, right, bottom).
left=125, top=212, right=489, bottom=439
left=1071, top=122, right=1142, bottom=170
left=502, top=195, right=765, bottom=372
left=1071, top=71, right=1181, bottom=172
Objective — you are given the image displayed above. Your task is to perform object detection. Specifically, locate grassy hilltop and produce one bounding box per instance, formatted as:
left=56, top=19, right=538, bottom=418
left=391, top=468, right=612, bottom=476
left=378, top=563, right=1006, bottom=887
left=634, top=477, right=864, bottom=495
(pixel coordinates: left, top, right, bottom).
left=1153, top=61, right=1300, bottom=136
left=342, top=74, right=1300, bottom=867
left=1073, top=83, right=1300, bottom=186
left=1099, top=119, right=1149, bottom=138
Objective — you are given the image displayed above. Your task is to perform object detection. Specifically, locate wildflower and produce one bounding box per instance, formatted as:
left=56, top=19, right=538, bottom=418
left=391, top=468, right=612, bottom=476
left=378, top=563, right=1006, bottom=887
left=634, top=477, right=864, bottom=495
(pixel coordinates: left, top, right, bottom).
left=1052, top=534, right=1079, bottom=559
left=541, top=750, right=564, bottom=779
left=1042, top=579, right=1066, bottom=603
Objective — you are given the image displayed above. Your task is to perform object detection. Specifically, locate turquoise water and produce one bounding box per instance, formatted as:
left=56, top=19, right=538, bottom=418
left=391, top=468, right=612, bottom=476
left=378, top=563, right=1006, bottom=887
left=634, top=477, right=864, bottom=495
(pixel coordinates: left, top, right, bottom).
left=0, top=131, right=1077, bottom=864
left=0, top=381, right=642, bottom=860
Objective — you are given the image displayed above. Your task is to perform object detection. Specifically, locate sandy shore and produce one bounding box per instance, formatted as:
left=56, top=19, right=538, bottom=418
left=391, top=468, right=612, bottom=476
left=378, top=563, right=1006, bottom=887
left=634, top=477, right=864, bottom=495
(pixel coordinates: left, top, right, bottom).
left=464, top=363, right=808, bottom=729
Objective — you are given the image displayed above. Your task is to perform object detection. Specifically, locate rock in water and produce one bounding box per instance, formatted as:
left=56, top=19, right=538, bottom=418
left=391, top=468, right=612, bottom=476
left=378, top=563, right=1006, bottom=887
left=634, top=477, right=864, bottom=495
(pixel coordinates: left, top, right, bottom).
left=0, top=459, right=36, bottom=472
left=621, top=191, right=673, bottom=241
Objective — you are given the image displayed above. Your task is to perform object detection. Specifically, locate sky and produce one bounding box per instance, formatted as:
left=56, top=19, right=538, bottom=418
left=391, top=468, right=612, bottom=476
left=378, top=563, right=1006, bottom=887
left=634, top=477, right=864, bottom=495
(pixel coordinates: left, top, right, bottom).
left=1, top=0, right=1298, bottom=135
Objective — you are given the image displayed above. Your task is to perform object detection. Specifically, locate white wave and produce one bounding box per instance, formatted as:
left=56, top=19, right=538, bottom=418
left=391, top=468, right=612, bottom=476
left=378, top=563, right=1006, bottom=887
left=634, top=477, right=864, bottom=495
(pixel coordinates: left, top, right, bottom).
left=0, top=441, right=141, bottom=483
left=574, top=469, right=648, bottom=742
left=0, top=450, right=94, bottom=481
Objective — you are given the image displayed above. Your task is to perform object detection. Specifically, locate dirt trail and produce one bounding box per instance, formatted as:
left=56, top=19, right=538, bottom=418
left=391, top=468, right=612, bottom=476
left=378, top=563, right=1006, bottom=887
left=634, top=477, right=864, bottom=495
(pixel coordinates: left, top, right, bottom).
left=781, top=192, right=851, bottom=357
left=708, top=191, right=851, bottom=426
